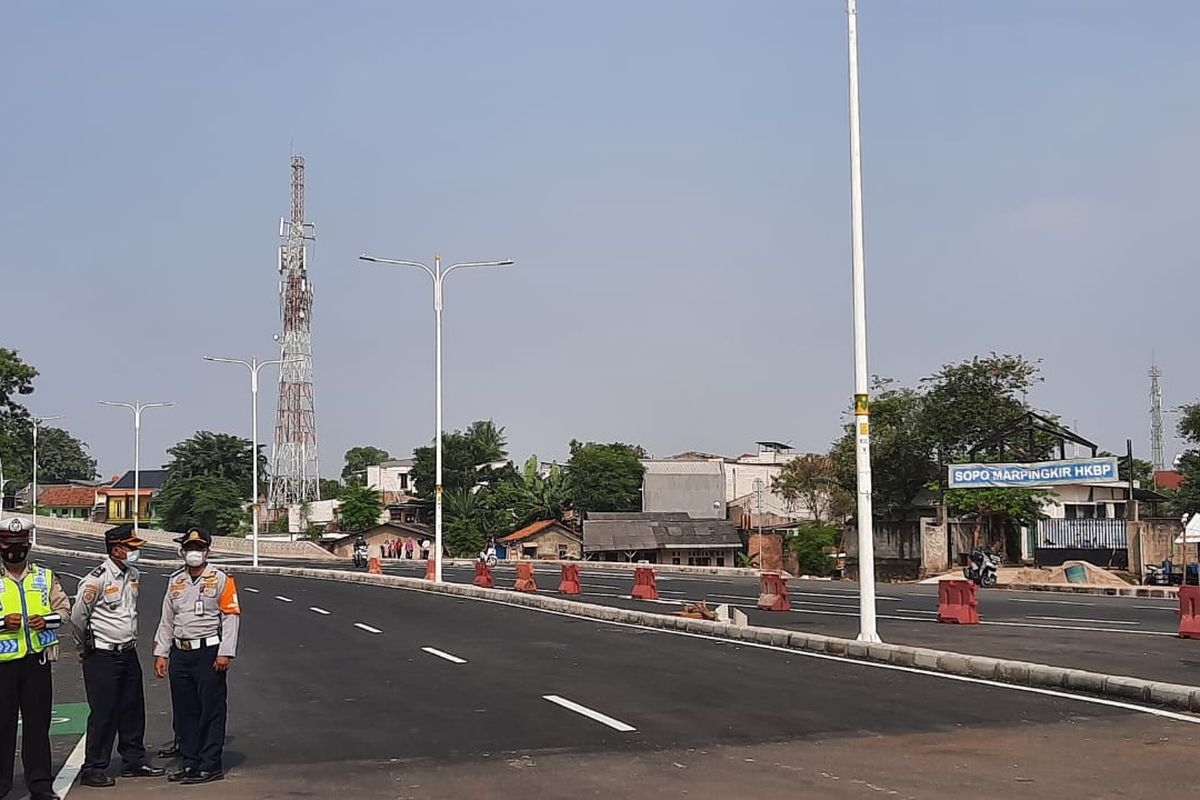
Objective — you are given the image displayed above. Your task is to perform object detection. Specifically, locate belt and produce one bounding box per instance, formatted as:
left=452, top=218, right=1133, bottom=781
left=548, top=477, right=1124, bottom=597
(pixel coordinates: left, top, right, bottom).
left=173, top=636, right=220, bottom=651
left=93, top=640, right=136, bottom=653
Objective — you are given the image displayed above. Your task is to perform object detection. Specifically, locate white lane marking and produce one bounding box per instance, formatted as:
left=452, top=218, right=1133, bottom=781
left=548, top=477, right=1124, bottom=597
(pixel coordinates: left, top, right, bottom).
left=1135, top=604, right=1178, bottom=610
left=309, top=606, right=331, bottom=615
left=354, top=622, right=383, bottom=634
left=421, top=646, right=466, bottom=664
left=543, top=695, right=637, bottom=732
left=244, top=587, right=260, bottom=593
left=411, top=586, right=1200, bottom=726
left=1026, top=615, right=1140, bottom=626
left=1008, top=598, right=1095, bottom=607
left=58, top=561, right=72, bottom=566
left=274, top=595, right=293, bottom=603
left=52, top=731, right=88, bottom=797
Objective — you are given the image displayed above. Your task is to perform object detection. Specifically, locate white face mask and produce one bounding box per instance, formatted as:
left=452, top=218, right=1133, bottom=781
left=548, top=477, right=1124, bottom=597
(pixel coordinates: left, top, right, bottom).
left=125, top=549, right=141, bottom=566
left=184, top=550, right=207, bottom=568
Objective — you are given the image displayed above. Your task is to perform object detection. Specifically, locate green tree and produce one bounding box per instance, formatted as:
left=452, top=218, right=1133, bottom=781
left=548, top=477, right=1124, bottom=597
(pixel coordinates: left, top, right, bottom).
left=341, top=446, right=391, bottom=485
left=829, top=379, right=933, bottom=518
left=1170, top=403, right=1200, bottom=517
left=442, top=488, right=492, bottom=556
left=319, top=478, right=344, bottom=500
left=484, top=456, right=569, bottom=529
left=788, top=524, right=839, bottom=577
left=163, top=431, right=265, bottom=497
left=565, top=440, right=645, bottom=516
left=157, top=475, right=247, bottom=537
left=338, top=484, right=383, bottom=532
left=411, top=420, right=509, bottom=497
left=772, top=454, right=851, bottom=527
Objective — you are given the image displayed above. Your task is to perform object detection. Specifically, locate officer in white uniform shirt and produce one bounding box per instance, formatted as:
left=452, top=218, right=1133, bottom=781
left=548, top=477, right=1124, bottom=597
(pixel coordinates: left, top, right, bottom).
left=70, top=523, right=165, bottom=787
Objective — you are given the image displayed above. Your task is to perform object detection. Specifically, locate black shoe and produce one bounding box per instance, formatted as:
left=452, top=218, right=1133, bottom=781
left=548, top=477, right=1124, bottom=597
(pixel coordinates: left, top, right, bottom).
left=79, top=772, right=116, bottom=788
left=168, top=768, right=198, bottom=783
left=121, top=764, right=166, bottom=778
left=180, top=771, right=223, bottom=785
left=157, top=743, right=181, bottom=758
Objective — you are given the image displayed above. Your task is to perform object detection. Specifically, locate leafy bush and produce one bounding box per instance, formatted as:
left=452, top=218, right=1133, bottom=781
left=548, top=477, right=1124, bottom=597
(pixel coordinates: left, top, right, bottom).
left=789, top=525, right=840, bottom=577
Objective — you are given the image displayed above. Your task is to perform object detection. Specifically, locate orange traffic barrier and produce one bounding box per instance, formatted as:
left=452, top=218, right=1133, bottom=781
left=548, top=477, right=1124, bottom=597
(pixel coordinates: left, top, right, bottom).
left=757, top=572, right=790, bottom=612
left=1180, top=585, right=1200, bottom=639
left=936, top=579, right=979, bottom=624
left=514, top=562, right=538, bottom=592
left=473, top=561, right=494, bottom=588
left=558, top=563, right=581, bottom=595
left=424, top=558, right=436, bottom=581
left=631, top=566, right=658, bottom=600
left=368, top=557, right=382, bottom=575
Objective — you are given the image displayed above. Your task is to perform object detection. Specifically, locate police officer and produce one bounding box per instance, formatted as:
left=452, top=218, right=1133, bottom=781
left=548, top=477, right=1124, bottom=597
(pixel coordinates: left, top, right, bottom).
left=153, top=528, right=240, bottom=785
left=70, top=524, right=165, bottom=787
left=0, top=517, right=69, bottom=800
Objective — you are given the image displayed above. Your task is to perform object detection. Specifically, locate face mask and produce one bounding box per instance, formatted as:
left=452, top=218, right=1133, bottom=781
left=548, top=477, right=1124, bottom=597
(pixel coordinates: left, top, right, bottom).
left=184, top=550, right=207, bottom=568
left=1, top=545, right=29, bottom=565
left=125, top=549, right=141, bottom=566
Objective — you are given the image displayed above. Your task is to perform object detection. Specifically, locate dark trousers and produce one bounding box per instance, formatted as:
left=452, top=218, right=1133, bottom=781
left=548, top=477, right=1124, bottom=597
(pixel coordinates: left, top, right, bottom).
left=81, top=649, right=148, bottom=774
left=169, top=645, right=227, bottom=773
left=0, top=654, right=53, bottom=798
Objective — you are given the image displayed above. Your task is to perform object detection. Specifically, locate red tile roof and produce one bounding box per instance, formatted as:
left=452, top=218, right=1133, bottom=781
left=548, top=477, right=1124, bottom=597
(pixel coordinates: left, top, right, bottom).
left=1155, top=470, right=1184, bottom=490
left=499, top=519, right=563, bottom=544
left=38, top=486, right=97, bottom=508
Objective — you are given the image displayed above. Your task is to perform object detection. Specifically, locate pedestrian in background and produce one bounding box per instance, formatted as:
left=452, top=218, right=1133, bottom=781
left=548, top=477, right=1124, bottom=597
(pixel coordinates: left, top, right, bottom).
left=0, top=518, right=69, bottom=800
left=70, top=524, right=166, bottom=787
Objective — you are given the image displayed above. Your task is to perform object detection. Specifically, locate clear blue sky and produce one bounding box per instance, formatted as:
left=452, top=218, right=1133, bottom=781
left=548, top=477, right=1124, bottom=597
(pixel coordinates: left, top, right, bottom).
left=2, top=1, right=1197, bottom=479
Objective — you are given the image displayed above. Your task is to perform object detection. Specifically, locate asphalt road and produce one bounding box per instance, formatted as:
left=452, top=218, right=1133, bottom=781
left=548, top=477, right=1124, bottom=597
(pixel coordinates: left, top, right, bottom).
left=23, top=549, right=1200, bottom=799
left=35, top=528, right=1196, bottom=686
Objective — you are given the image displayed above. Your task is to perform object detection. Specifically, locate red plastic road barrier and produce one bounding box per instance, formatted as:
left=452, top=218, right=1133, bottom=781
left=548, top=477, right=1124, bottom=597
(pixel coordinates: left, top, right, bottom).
left=936, top=579, right=979, bottom=624
left=757, top=572, right=790, bottom=612
left=1180, top=585, right=1200, bottom=639
left=424, top=559, right=436, bottom=581
left=558, top=563, right=581, bottom=595
left=631, top=567, right=658, bottom=600
left=368, top=557, right=382, bottom=575
left=473, top=561, right=494, bottom=588
left=514, top=562, right=538, bottom=593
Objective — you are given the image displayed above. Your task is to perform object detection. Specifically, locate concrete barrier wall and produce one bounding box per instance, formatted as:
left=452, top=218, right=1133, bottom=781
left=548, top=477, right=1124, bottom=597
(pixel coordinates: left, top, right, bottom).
left=10, top=514, right=336, bottom=560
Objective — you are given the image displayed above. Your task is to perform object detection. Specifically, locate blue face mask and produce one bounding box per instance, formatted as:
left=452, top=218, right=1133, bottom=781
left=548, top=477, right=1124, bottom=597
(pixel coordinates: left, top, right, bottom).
left=125, top=549, right=141, bottom=566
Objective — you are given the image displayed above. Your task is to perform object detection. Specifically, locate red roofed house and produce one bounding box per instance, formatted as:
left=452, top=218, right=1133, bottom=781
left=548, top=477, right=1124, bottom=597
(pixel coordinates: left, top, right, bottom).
left=1155, top=470, right=1184, bottom=490
left=39, top=485, right=103, bottom=520
left=498, top=520, right=583, bottom=561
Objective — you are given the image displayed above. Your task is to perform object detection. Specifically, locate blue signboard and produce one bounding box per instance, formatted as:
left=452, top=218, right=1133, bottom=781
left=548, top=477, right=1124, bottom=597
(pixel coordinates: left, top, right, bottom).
left=948, top=457, right=1120, bottom=489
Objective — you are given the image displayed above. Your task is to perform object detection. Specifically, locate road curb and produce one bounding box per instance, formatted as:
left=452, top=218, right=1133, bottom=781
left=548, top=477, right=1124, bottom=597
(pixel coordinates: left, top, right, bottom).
left=38, top=544, right=1199, bottom=714
left=1004, top=582, right=1180, bottom=598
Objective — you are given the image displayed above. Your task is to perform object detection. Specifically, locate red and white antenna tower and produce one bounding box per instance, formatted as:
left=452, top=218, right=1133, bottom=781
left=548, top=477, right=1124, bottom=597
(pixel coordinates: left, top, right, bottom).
left=270, top=155, right=321, bottom=509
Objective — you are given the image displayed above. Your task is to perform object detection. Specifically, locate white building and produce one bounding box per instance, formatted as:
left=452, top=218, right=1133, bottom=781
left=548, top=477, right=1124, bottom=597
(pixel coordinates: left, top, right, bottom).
left=366, top=459, right=415, bottom=495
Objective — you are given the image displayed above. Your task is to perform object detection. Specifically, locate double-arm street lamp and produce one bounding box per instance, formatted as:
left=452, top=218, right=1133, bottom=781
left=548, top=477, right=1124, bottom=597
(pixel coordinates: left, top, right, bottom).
left=203, top=356, right=291, bottom=568
left=98, top=402, right=174, bottom=537
left=357, top=253, right=514, bottom=582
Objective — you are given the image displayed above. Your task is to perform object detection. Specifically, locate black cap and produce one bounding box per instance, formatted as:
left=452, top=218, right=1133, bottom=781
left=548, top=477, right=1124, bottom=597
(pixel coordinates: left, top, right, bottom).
left=174, top=527, right=212, bottom=548
left=105, top=523, right=147, bottom=549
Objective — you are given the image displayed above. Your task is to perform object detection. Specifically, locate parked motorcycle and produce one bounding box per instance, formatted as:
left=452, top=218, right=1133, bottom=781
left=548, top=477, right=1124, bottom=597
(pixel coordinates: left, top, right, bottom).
left=963, top=547, right=1000, bottom=588
left=1143, top=561, right=1182, bottom=586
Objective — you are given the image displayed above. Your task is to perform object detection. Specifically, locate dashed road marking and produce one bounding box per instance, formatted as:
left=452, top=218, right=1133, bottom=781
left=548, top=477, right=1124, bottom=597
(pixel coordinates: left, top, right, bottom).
left=355, top=623, right=382, bottom=634
left=1026, top=615, right=1139, bottom=625
left=1008, top=598, right=1094, bottom=607
left=274, top=595, right=293, bottom=603
left=543, top=695, right=636, bottom=732
left=421, top=646, right=466, bottom=664
left=309, top=607, right=331, bottom=615
left=244, top=587, right=260, bottom=593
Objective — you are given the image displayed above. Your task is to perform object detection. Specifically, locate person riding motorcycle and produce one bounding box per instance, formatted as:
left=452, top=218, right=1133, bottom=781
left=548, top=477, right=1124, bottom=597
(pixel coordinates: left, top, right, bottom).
left=352, top=536, right=368, bottom=568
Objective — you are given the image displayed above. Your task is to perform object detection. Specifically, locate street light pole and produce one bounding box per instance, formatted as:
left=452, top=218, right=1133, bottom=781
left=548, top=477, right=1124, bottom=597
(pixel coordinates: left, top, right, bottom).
left=30, top=415, right=64, bottom=546
left=847, top=0, right=880, bottom=643
left=204, top=356, right=289, bottom=568
left=357, top=252, right=514, bottom=583
left=99, top=401, right=173, bottom=537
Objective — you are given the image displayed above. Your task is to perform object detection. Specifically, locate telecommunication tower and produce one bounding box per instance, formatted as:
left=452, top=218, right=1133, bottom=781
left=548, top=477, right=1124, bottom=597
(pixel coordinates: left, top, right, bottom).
left=1149, top=362, right=1165, bottom=473
left=269, top=155, right=321, bottom=508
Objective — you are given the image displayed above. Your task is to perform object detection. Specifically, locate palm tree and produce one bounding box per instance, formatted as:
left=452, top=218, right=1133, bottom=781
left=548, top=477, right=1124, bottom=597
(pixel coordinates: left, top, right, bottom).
left=466, top=420, right=508, bottom=462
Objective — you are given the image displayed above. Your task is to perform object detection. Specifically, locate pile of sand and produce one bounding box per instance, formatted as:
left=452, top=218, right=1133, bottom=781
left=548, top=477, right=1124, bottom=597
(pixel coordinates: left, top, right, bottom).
left=1011, top=560, right=1128, bottom=587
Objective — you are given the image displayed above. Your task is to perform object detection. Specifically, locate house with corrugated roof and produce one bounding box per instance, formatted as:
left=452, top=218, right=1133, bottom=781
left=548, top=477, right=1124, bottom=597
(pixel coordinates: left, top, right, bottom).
left=582, top=512, right=741, bottom=566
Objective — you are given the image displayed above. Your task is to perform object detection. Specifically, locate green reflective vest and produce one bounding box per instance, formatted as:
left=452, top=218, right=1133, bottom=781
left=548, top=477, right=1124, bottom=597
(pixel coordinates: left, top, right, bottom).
left=0, top=564, right=58, bottom=661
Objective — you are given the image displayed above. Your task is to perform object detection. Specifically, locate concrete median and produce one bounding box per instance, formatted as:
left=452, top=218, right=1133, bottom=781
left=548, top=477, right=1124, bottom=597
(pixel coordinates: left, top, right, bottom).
left=36, top=542, right=1200, bottom=714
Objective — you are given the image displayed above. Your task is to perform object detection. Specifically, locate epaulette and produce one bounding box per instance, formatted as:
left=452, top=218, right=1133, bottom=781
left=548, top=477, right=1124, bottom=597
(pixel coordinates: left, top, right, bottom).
left=89, top=565, right=105, bottom=578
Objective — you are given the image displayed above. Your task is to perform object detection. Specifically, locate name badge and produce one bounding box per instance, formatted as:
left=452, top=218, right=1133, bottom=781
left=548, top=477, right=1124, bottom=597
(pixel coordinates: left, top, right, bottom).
left=194, top=601, right=204, bottom=616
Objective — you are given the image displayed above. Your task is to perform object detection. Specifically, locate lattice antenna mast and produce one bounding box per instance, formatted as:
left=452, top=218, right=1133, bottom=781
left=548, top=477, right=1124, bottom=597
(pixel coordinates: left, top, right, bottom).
left=269, top=155, right=320, bottom=509
left=1149, top=362, right=1165, bottom=473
